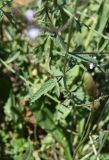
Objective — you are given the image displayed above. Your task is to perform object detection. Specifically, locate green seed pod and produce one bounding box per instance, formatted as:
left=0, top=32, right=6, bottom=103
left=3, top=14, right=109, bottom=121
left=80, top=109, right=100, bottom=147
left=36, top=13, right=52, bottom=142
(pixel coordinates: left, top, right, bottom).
left=90, top=99, right=101, bottom=110
left=94, top=100, right=100, bottom=109
left=83, top=72, right=98, bottom=98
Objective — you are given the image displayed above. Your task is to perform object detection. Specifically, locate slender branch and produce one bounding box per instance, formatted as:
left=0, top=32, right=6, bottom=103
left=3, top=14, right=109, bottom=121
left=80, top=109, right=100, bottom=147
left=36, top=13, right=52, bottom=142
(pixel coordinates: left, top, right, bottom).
left=89, top=136, right=100, bottom=160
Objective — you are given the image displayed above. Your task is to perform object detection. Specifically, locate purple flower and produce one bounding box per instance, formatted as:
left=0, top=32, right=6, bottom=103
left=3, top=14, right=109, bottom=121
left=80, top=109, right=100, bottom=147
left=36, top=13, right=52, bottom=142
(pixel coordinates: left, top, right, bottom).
left=27, top=26, right=40, bottom=40
left=25, top=9, right=35, bottom=22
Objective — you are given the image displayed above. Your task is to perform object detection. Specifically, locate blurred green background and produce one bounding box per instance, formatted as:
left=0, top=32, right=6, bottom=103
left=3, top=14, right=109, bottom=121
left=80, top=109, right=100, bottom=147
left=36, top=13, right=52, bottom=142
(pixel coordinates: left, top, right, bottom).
left=0, top=0, right=109, bottom=159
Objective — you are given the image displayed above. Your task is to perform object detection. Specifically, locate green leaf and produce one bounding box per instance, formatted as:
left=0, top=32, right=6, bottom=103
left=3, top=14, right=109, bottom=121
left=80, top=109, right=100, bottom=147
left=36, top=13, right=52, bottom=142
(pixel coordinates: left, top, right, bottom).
left=0, top=2, right=3, bottom=9
left=41, top=134, right=54, bottom=151
left=54, top=101, right=72, bottom=127
left=6, top=51, right=20, bottom=64
left=97, top=0, right=109, bottom=33
left=66, top=65, right=80, bottom=86
left=11, top=138, right=28, bottom=154
left=30, top=78, right=56, bottom=103
left=0, top=0, right=12, bottom=9
left=75, top=19, right=82, bottom=32
left=97, top=0, right=109, bottom=47
left=70, top=53, right=98, bottom=64
left=31, top=101, right=72, bottom=160
left=0, top=10, right=3, bottom=21
left=74, top=87, right=85, bottom=101
left=3, top=11, right=16, bottom=27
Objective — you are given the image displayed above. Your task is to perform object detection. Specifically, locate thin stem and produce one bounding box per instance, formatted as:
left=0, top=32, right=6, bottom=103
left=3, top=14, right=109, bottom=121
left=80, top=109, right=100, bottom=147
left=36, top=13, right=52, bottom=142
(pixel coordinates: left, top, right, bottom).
left=72, top=108, right=94, bottom=160
left=96, top=131, right=109, bottom=158
left=34, top=121, right=37, bottom=147
left=0, top=58, right=62, bottom=105
left=63, top=15, right=74, bottom=93
left=0, top=58, right=32, bottom=86
left=89, top=136, right=100, bottom=160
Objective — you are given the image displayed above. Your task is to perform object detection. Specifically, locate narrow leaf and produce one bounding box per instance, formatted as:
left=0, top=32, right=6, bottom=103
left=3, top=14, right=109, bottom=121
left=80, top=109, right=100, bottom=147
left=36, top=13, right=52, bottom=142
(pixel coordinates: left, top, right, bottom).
left=31, top=78, right=56, bottom=103
left=31, top=102, right=72, bottom=160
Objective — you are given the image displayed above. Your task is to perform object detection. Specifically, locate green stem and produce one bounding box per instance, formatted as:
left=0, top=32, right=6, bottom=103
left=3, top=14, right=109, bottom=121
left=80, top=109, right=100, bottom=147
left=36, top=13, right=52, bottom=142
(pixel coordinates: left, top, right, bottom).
left=73, top=108, right=94, bottom=160
left=63, top=16, right=74, bottom=94
left=96, top=131, right=109, bottom=159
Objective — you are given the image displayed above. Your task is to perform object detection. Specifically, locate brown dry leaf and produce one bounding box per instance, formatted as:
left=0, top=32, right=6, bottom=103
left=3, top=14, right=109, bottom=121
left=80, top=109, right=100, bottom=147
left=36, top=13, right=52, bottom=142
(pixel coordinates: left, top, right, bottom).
left=13, top=0, right=34, bottom=7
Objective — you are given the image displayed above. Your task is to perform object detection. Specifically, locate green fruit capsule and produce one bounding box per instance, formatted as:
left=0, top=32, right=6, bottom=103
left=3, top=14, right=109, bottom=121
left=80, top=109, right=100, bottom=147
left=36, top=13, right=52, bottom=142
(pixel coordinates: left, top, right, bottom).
left=83, top=72, right=98, bottom=98
left=92, top=100, right=100, bottom=109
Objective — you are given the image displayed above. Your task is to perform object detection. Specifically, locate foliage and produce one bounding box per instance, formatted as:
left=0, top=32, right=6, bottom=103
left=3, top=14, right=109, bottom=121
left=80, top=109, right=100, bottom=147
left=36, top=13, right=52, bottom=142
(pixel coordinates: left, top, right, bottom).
left=1, top=0, right=109, bottom=160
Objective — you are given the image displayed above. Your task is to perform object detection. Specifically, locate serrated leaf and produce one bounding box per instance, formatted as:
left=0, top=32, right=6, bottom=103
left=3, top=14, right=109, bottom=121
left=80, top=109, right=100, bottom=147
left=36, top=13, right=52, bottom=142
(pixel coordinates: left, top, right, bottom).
left=55, top=101, right=72, bottom=125
left=66, top=65, right=80, bottom=86
left=31, top=79, right=56, bottom=103
left=70, top=53, right=98, bottom=64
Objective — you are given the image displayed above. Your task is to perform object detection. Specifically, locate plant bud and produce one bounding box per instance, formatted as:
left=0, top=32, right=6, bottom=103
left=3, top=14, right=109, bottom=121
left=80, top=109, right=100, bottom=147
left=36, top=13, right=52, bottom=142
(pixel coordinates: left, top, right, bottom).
left=83, top=72, right=99, bottom=98
left=91, top=99, right=101, bottom=109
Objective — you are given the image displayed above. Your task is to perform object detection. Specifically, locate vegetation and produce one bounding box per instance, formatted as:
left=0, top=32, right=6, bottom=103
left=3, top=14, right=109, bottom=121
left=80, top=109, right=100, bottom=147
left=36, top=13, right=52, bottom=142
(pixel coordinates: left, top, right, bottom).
left=0, top=0, right=109, bottom=159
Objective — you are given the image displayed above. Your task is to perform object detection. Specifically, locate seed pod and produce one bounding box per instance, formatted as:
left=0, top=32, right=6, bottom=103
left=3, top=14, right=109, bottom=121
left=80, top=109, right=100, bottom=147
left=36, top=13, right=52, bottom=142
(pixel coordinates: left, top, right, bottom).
left=83, top=72, right=99, bottom=98
left=91, top=99, right=101, bottom=109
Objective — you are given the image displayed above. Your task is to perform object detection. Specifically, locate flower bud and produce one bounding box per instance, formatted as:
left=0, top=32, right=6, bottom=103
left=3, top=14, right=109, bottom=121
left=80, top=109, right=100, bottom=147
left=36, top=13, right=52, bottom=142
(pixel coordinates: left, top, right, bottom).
left=92, top=99, right=100, bottom=109
left=83, top=72, right=99, bottom=98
